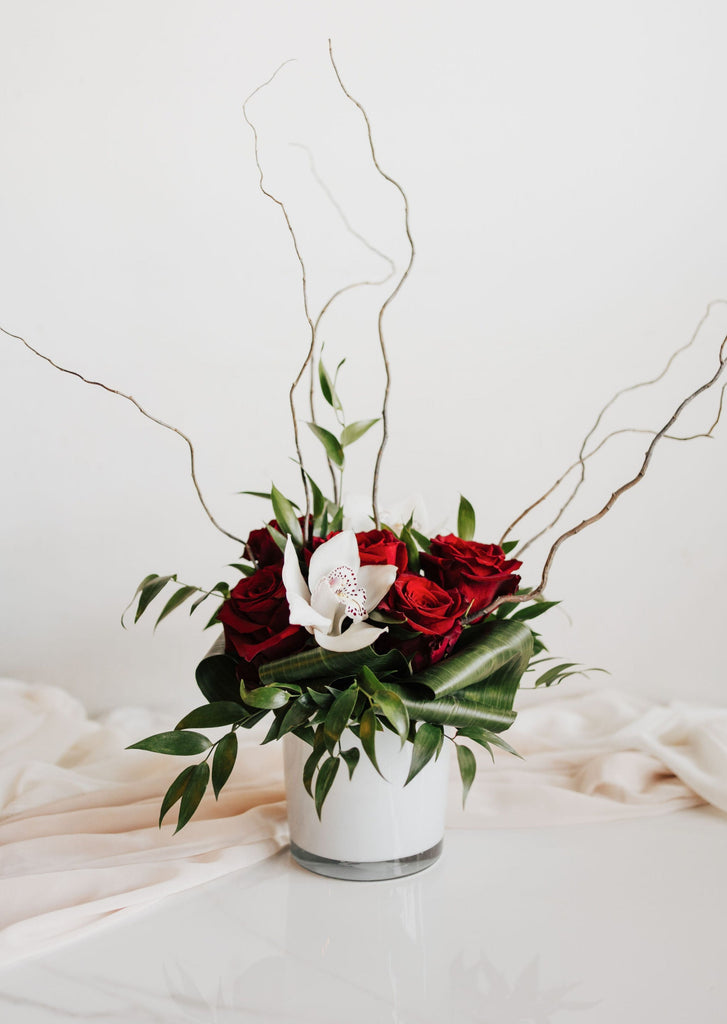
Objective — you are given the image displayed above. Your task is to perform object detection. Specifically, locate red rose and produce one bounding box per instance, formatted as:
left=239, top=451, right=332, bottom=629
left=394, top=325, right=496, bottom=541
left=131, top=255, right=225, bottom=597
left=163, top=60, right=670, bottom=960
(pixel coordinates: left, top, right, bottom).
left=378, top=572, right=466, bottom=636
left=218, top=566, right=307, bottom=664
left=388, top=621, right=463, bottom=672
left=246, top=518, right=323, bottom=568
left=420, top=535, right=521, bottom=615
left=355, top=529, right=408, bottom=572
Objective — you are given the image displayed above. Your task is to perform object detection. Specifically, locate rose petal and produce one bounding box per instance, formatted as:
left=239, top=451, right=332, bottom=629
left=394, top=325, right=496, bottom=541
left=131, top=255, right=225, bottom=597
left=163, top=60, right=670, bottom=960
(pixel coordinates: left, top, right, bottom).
left=312, top=620, right=388, bottom=652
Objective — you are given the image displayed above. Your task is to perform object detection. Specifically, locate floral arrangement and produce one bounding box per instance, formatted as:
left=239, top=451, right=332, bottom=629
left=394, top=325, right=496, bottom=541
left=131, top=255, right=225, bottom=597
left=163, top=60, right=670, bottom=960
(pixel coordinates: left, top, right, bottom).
left=4, top=45, right=725, bottom=835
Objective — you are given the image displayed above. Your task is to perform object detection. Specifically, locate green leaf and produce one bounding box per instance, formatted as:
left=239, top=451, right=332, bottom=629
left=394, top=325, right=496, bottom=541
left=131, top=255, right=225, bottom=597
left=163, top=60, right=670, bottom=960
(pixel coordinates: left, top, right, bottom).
left=300, top=469, right=327, bottom=521
left=372, top=688, right=410, bottom=744
left=457, top=495, right=476, bottom=541
left=457, top=725, right=521, bottom=759
left=159, top=765, right=196, bottom=827
left=324, top=685, right=358, bottom=750
left=410, top=528, right=431, bottom=552
left=510, top=600, right=560, bottom=622
left=154, top=586, right=199, bottom=629
left=501, top=539, right=519, bottom=554
left=318, top=355, right=343, bottom=412
left=359, top=707, right=383, bottom=777
left=329, top=504, right=344, bottom=533
left=266, top=523, right=288, bottom=554
left=405, top=722, right=442, bottom=785
left=340, top=418, right=379, bottom=447
left=135, top=574, right=177, bottom=623
left=386, top=688, right=516, bottom=731
left=400, top=523, right=420, bottom=574
left=456, top=744, right=477, bottom=807
left=271, top=484, right=303, bottom=547
left=307, top=422, right=344, bottom=468
left=175, top=762, right=210, bottom=833
left=212, top=732, right=238, bottom=798
left=258, top=644, right=408, bottom=687
left=240, top=684, right=290, bottom=710
left=276, top=693, right=316, bottom=738
left=315, top=756, right=340, bottom=819
left=126, top=731, right=212, bottom=756
left=303, top=727, right=327, bottom=796
left=121, top=572, right=159, bottom=627
left=175, top=702, right=246, bottom=730
left=228, top=563, right=256, bottom=577
left=340, top=746, right=360, bottom=779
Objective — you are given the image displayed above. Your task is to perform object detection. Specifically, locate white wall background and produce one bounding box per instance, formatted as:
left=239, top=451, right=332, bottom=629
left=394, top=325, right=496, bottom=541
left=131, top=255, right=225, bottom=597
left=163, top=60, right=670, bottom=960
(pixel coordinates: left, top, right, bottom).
left=1, top=0, right=725, bottom=716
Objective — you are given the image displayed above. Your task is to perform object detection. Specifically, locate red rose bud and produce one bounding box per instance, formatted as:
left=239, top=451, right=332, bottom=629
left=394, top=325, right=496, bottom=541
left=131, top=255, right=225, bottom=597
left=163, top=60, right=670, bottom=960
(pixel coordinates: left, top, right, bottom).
left=218, top=565, right=307, bottom=663
left=420, top=534, right=521, bottom=615
left=355, top=529, right=408, bottom=572
left=246, top=518, right=323, bottom=568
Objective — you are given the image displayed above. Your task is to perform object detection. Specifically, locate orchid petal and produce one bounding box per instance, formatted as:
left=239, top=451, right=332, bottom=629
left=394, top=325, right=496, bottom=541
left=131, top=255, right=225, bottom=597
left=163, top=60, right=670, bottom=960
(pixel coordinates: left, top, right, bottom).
left=313, top=621, right=389, bottom=653
left=358, top=564, right=397, bottom=613
left=307, top=530, right=360, bottom=593
left=282, top=538, right=331, bottom=631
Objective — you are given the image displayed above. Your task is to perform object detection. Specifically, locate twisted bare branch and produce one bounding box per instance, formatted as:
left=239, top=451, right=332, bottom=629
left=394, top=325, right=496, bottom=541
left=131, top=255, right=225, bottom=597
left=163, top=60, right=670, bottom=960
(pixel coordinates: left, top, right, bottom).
left=1, top=324, right=249, bottom=550
left=328, top=40, right=415, bottom=528
left=242, top=60, right=314, bottom=527
left=485, top=331, right=727, bottom=617
left=501, top=301, right=727, bottom=550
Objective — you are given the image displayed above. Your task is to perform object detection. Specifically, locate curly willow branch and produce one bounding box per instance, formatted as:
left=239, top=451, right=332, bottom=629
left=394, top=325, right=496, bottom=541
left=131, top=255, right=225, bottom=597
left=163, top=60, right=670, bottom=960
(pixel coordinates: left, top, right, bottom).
left=291, top=142, right=397, bottom=504
left=485, top=330, right=727, bottom=617
left=502, top=300, right=727, bottom=549
left=242, top=60, right=314, bottom=526
left=328, top=40, right=415, bottom=528
left=0, top=324, right=249, bottom=550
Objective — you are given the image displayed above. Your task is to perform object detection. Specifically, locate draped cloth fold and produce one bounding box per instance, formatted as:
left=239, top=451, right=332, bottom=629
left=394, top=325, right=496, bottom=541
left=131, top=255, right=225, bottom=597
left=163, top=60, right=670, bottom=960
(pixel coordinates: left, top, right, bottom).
left=1, top=678, right=726, bottom=967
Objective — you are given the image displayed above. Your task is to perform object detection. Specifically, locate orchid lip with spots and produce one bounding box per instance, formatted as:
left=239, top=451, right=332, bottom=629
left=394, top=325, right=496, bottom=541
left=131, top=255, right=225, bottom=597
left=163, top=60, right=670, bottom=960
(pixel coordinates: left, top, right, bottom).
left=282, top=530, right=397, bottom=653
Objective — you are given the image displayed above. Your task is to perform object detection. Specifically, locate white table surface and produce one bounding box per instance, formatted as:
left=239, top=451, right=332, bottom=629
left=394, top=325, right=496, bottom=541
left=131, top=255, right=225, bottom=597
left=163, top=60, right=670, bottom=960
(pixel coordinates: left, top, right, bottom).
left=1, top=806, right=725, bottom=1023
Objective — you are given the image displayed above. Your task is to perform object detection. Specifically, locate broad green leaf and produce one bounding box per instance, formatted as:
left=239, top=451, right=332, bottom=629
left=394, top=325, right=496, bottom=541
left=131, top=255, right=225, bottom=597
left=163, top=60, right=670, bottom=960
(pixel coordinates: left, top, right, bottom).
left=405, top=722, right=442, bottom=785
left=340, top=746, right=360, bottom=779
left=324, top=685, right=358, bottom=750
left=212, top=732, right=238, bottom=797
left=307, top=422, right=344, bottom=468
left=155, top=586, right=199, bottom=629
left=258, top=644, right=407, bottom=686
left=340, top=418, right=379, bottom=447
left=456, top=744, right=477, bottom=807
left=159, top=765, right=196, bottom=827
left=195, top=634, right=242, bottom=704
left=457, top=495, right=476, bottom=541
left=359, top=707, right=383, bottom=777
left=411, top=619, right=533, bottom=700
left=501, top=539, right=519, bottom=554
left=271, top=484, right=303, bottom=547
left=135, top=574, right=177, bottom=623
left=175, top=702, right=246, bottom=730
left=373, top=688, right=410, bottom=744
left=510, top=600, right=560, bottom=622
left=386, top=687, right=516, bottom=731
left=307, top=688, right=334, bottom=708
left=266, top=523, right=288, bottom=554
left=241, top=684, right=290, bottom=710
left=126, top=731, right=211, bottom=756
left=175, top=762, right=210, bottom=833
left=315, top=756, right=340, bottom=819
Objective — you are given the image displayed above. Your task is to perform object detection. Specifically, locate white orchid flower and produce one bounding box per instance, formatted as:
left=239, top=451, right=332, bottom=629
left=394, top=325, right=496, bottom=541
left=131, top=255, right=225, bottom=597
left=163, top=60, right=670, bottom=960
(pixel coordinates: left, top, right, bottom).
left=282, top=530, right=397, bottom=652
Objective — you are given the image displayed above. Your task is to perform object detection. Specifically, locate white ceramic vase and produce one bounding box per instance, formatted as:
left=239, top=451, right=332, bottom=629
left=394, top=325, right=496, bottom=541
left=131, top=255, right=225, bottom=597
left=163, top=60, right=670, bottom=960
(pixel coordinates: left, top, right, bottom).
left=283, top=728, right=450, bottom=881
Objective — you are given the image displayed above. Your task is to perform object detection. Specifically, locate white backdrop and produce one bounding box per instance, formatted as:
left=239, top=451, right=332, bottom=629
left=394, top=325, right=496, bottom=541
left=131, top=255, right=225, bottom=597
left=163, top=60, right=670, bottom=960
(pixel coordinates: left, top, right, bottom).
left=1, top=0, right=726, bottom=715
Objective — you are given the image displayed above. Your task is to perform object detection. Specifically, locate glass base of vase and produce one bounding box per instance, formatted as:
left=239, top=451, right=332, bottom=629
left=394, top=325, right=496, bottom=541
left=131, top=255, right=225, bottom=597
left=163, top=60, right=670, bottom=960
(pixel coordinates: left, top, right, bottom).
left=289, top=839, right=444, bottom=881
